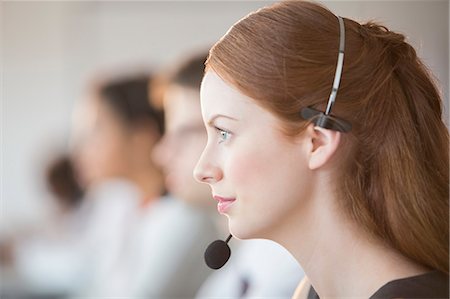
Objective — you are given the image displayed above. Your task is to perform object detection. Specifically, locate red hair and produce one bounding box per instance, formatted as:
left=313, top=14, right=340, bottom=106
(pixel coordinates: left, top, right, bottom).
left=206, top=1, right=449, bottom=274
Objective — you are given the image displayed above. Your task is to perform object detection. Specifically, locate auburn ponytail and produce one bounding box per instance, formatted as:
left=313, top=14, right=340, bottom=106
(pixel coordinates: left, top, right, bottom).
left=207, top=1, right=449, bottom=274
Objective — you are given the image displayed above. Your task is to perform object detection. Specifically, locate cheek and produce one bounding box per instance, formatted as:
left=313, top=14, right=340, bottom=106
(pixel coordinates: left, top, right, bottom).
left=94, top=134, right=129, bottom=175
left=226, top=142, right=273, bottom=189
left=225, top=138, right=308, bottom=201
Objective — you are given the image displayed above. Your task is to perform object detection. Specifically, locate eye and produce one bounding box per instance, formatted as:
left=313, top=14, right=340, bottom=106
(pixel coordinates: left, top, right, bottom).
left=215, top=126, right=231, bottom=144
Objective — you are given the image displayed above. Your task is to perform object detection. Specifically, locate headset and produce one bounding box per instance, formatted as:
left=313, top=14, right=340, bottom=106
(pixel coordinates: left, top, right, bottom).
left=204, top=15, right=352, bottom=270
left=300, top=16, right=352, bottom=132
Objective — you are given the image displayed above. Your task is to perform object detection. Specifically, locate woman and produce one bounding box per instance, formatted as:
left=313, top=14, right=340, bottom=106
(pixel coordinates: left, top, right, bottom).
left=153, top=52, right=303, bottom=298
left=74, top=75, right=165, bottom=197
left=72, top=74, right=214, bottom=297
left=194, top=1, right=449, bottom=298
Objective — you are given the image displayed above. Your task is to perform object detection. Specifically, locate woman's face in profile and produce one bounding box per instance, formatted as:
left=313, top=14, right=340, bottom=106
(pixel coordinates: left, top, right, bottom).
left=73, top=96, right=131, bottom=187
left=152, top=85, right=212, bottom=206
left=194, top=71, right=314, bottom=240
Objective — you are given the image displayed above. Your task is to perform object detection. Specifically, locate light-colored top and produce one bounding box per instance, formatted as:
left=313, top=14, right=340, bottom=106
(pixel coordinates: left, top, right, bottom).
left=78, top=179, right=219, bottom=298
left=13, top=179, right=219, bottom=298
left=197, top=238, right=304, bottom=298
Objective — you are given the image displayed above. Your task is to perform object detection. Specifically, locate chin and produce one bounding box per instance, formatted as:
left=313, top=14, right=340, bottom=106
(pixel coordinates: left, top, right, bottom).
left=227, top=217, right=269, bottom=240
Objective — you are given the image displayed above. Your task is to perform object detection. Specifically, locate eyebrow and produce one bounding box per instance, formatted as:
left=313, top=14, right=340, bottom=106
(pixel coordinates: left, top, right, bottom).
left=207, top=114, right=239, bottom=125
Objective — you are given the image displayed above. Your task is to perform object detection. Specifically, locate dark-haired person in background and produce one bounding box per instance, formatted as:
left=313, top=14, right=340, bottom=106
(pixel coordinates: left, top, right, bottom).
left=0, top=153, right=88, bottom=298
left=46, top=155, right=85, bottom=212
left=153, top=52, right=304, bottom=298
left=70, top=73, right=216, bottom=297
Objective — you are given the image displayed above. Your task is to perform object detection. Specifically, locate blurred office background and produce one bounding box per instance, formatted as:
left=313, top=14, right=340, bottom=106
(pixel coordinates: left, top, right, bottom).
left=1, top=0, right=449, bottom=296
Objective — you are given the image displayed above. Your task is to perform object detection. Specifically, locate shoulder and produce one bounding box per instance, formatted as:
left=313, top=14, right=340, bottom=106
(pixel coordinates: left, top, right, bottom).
left=304, top=271, right=449, bottom=299
left=370, top=270, right=449, bottom=299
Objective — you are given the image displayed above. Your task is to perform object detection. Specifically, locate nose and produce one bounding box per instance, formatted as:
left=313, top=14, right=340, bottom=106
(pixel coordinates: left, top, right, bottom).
left=193, top=146, right=223, bottom=184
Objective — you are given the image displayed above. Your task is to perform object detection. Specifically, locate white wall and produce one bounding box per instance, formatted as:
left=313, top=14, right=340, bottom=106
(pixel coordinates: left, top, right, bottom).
left=1, top=1, right=448, bottom=232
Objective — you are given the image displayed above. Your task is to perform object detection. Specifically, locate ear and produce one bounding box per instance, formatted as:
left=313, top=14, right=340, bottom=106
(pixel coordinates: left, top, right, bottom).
left=304, top=123, right=341, bottom=170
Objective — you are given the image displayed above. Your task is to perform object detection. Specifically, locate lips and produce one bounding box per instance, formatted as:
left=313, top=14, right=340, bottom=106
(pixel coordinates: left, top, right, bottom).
left=213, top=195, right=236, bottom=214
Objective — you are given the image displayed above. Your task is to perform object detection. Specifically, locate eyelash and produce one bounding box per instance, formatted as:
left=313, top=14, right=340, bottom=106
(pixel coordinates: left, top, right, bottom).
left=214, top=126, right=232, bottom=144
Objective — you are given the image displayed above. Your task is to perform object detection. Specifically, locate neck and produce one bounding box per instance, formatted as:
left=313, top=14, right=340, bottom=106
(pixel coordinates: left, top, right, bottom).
left=273, top=182, right=429, bottom=298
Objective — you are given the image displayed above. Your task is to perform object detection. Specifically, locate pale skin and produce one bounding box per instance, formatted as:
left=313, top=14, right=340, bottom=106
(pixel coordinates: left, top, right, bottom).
left=73, top=95, right=163, bottom=202
left=194, top=71, right=429, bottom=299
left=152, top=85, right=213, bottom=207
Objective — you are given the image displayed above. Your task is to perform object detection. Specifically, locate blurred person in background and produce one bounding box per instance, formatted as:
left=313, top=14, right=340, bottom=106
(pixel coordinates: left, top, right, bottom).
left=45, top=155, right=85, bottom=214
left=0, top=154, right=87, bottom=298
left=152, top=51, right=304, bottom=298
left=69, top=73, right=217, bottom=298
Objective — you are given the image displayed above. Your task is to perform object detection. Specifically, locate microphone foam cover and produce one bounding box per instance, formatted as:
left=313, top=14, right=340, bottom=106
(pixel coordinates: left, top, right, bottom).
left=204, top=239, right=231, bottom=270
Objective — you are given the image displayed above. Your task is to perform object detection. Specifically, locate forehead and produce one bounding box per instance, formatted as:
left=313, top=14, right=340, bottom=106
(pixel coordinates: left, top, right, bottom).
left=200, top=71, right=297, bottom=142
left=164, top=84, right=203, bottom=127
left=200, top=71, right=260, bottom=121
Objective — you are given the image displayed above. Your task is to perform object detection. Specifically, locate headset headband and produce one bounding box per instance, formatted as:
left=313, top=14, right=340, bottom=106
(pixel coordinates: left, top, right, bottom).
left=300, top=16, right=352, bottom=133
